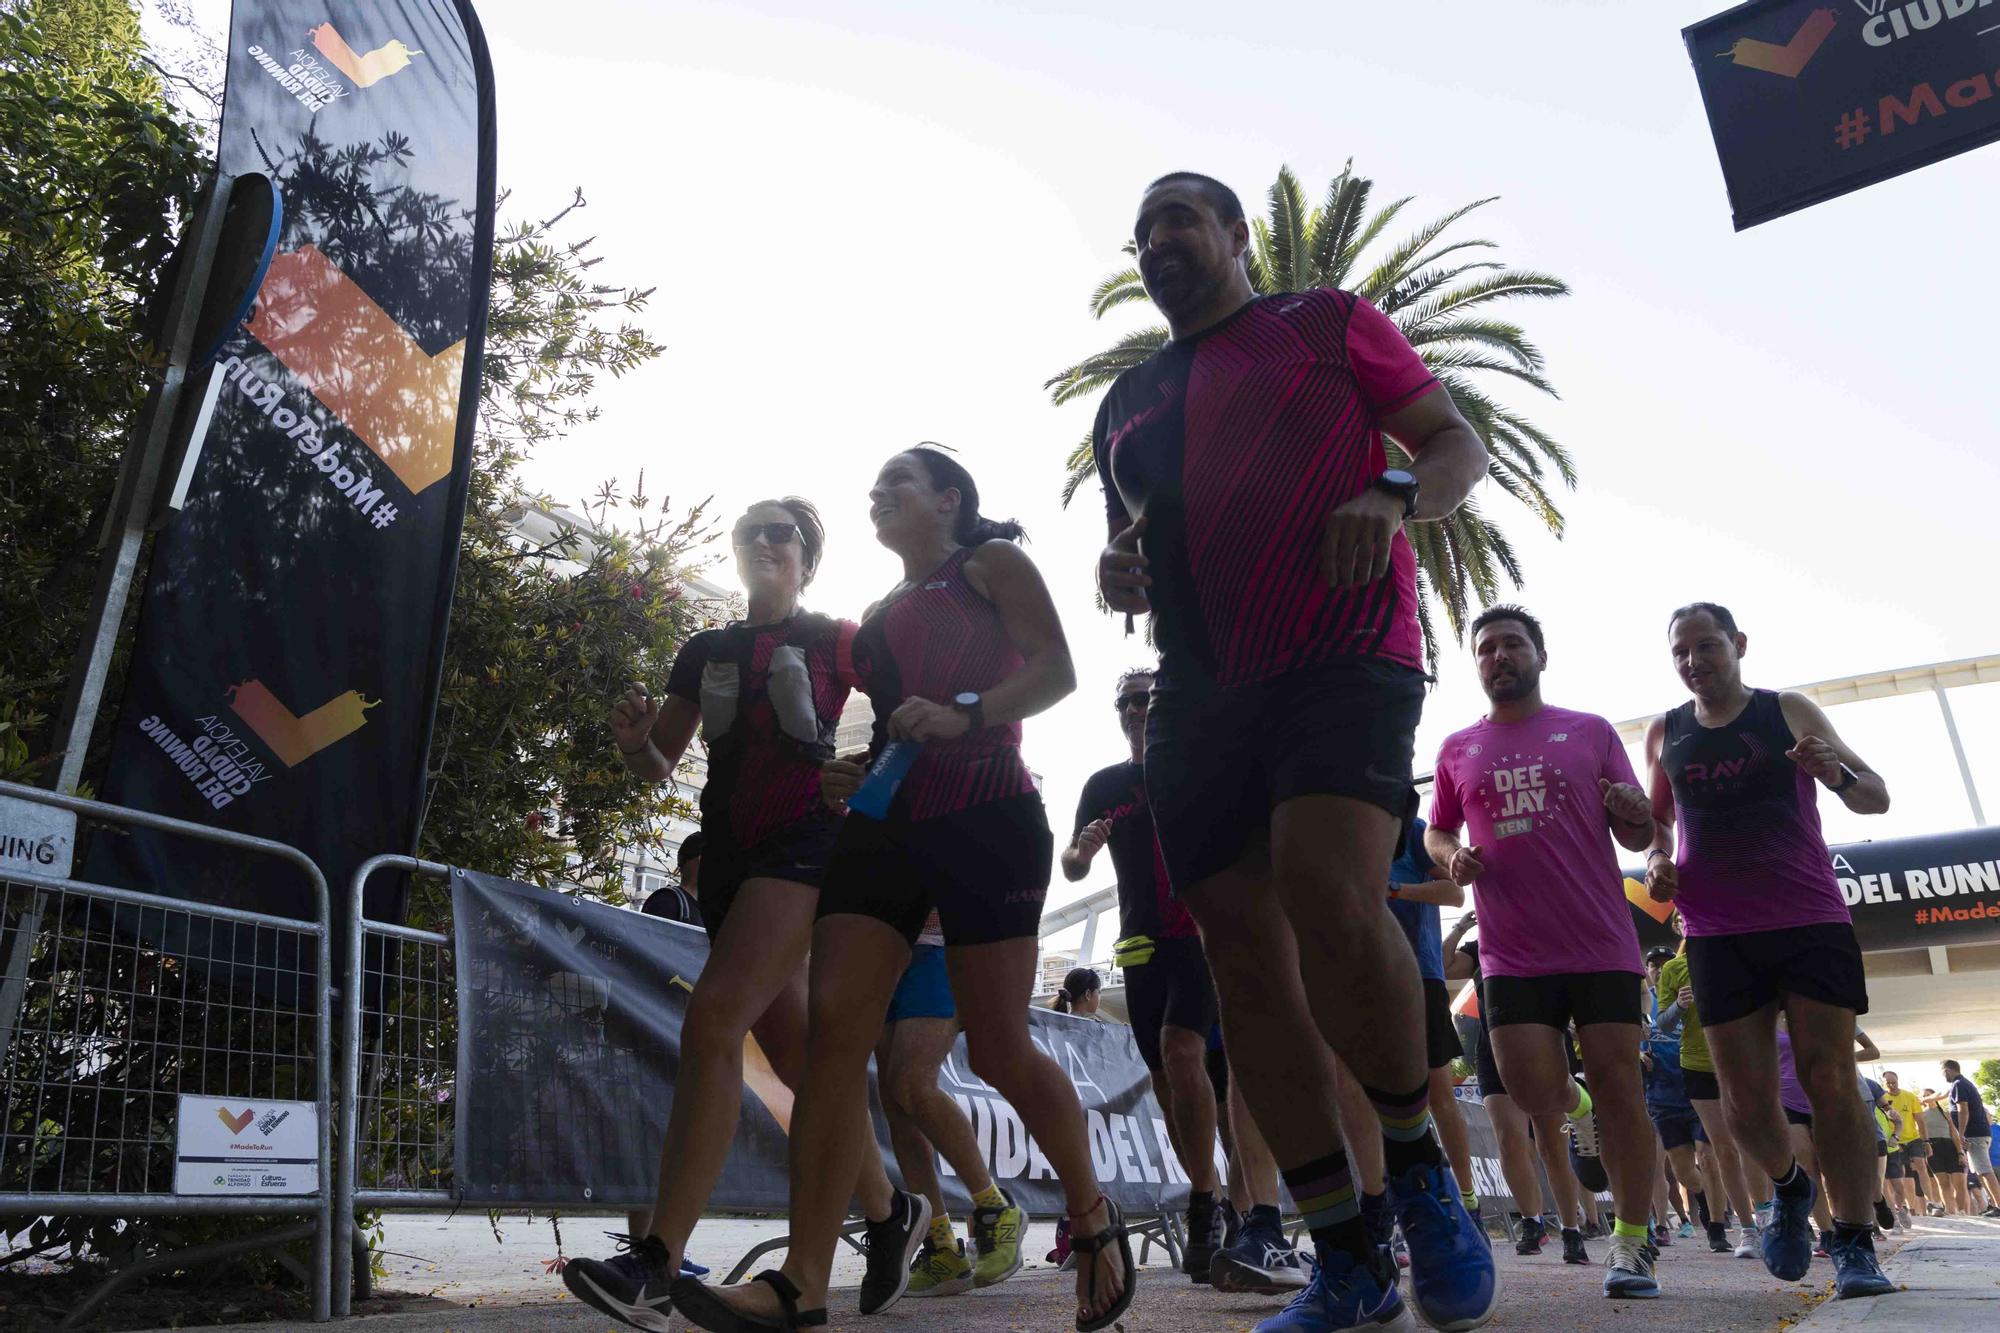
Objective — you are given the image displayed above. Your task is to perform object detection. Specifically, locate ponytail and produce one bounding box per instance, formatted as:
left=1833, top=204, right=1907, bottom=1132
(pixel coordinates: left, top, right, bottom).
left=1055, top=966, right=1101, bottom=1014
left=907, top=444, right=1027, bottom=546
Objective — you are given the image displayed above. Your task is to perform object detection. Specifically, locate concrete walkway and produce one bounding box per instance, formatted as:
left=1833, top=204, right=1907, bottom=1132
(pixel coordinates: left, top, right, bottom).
left=128, top=1212, right=2000, bottom=1331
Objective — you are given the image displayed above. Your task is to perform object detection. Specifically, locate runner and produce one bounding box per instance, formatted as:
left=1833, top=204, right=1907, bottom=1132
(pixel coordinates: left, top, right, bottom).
left=1882, top=1071, right=1927, bottom=1223
left=1427, top=605, right=1662, bottom=1297
left=1643, top=602, right=1896, bottom=1299
left=1064, top=666, right=1230, bottom=1283
left=1923, top=1087, right=1971, bottom=1214
left=1655, top=917, right=1765, bottom=1257
left=1943, top=1060, right=2000, bottom=1216
left=1051, top=968, right=1104, bottom=1018
left=875, top=911, right=1027, bottom=1298
left=565, top=500, right=923, bottom=1331
left=1446, top=915, right=1594, bottom=1263
left=1094, top=170, right=1495, bottom=1333
left=1210, top=1049, right=1314, bottom=1295
left=1640, top=947, right=1703, bottom=1250
left=675, top=447, right=1135, bottom=1333
left=638, top=833, right=704, bottom=927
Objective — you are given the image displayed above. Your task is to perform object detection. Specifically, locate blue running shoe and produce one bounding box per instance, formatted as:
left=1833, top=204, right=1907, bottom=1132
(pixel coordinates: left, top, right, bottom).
left=1828, top=1230, right=1895, bottom=1299
left=1762, top=1180, right=1817, bottom=1282
left=679, top=1256, right=709, bottom=1279
left=1253, top=1250, right=1415, bottom=1333
left=1602, top=1233, right=1660, bottom=1299
left=1390, top=1162, right=1499, bottom=1331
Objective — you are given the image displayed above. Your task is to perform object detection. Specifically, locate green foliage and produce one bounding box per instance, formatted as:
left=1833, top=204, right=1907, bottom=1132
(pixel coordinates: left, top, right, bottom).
left=1978, top=1058, right=2000, bottom=1111
left=1048, top=162, right=1575, bottom=665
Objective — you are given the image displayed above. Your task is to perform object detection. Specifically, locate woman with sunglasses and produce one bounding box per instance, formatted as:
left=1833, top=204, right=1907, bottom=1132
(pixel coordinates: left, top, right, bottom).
left=676, top=447, right=1136, bottom=1333
left=565, top=499, right=926, bottom=1331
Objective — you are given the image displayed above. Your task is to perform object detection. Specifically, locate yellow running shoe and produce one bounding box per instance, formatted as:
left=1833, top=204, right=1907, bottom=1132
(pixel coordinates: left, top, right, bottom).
left=972, top=1189, right=1025, bottom=1288
left=907, top=1235, right=972, bottom=1297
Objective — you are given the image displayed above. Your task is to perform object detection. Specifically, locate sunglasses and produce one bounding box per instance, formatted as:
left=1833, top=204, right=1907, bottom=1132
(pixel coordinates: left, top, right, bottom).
left=732, top=521, right=800, bottom=548
left=1114, top=695, right=1149, bottom=713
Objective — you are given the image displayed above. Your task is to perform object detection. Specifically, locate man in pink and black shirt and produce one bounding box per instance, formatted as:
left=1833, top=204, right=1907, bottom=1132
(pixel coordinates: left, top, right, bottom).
left=1425, top=605, right=1663, bottom=1299
left=1091, top=171, right=1494, bottom=1333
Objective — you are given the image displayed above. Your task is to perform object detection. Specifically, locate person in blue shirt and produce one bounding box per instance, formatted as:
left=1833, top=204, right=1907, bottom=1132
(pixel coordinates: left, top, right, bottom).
left=1642, top=946, right=1702, bottom=1242
left=1388, top=815, right=1476, bottom=1219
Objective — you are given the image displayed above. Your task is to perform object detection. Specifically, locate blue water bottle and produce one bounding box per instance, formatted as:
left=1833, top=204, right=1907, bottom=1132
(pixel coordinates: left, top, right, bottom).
left=846, top=741, right=921, bottom=820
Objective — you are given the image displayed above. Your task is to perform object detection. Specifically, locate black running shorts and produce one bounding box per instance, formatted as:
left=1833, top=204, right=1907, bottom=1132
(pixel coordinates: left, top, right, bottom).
left=697, top=807, right=843, bottom=937
left=1475, top=1027, right=1506, bottom=1099
left=1684, top=922, right=1868, bottom=1027
left=1682, top=1068, right=1722, bottom=1103
left=1144, top=659, right=1424, bottom=892
left=1930, top=1137, right=1964, bottom=1174
left=816, top=792, right=1052, bottom=946
left=1483, top=970, right=1643, bottom=1031
left=1423, top=977, right=1464, bottom=1069
left=1123, top=935, right=1218, bottom=1072
left=1785, top=1106, right=1814, bottom=1128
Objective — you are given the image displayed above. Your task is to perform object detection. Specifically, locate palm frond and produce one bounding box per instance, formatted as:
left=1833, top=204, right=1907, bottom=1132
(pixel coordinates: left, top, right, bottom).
left=1336, top=195, right=1410, bottom=286
left=1306, top=162, right=1369, bottom=288
left=1402, top=317, right=1542, bottom=373
left=1375, top=260, right=1503, bottom=319
left=1061, top=429, right=1099, bottom=509
left=1043, top=325, right=1171, bottom=404
left=1399, top=270, right=1570, bottom=332
left=1267, top=165, right=1310, bottom=293
left=1356, top=198, right=1499, bottom=299
left=1418, top=349, right=1557, bottom=397
left=1090, top=267, right=1149, bottom=319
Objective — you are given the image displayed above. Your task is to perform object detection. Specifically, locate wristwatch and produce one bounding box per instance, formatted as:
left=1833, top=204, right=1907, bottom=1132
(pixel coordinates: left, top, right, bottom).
left=952, top=691, right=985, bottom=732
left=1371, top=469, right=1420, bottom=520
left=1833, top=763, right=1860, bottom=793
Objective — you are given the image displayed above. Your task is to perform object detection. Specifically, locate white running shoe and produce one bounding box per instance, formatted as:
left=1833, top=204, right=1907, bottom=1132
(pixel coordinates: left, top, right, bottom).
left=1734, top=1224, right=1760, bottom=1259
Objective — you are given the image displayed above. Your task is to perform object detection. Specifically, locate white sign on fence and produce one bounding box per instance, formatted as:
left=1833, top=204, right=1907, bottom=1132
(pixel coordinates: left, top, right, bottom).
left=0, top=792, right=76, bottom=880
left=174, top=1094, right=318, bottom=1195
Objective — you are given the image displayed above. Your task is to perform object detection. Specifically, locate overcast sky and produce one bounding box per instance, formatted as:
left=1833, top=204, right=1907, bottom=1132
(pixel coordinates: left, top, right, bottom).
left=168, top=1, right=2000, bottom=929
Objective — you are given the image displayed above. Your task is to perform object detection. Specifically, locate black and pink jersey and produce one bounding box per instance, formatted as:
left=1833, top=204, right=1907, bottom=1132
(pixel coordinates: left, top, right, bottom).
left=851, top=546, right=1038, bottom=821
left=1093, top=290, right=1439, bottom=687
left=665, top=612, right=858, bottom=850
left=1074, top=760, right=1195, bottom=948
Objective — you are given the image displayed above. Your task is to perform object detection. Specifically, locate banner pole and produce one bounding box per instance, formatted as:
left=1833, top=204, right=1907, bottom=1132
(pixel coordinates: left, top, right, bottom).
left=46, top=174, right=237, bottom=795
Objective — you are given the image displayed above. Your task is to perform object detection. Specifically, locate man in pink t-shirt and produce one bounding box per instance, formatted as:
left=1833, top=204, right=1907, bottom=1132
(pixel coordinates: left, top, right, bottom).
left=1425, top=606, right=1664, bottom=1300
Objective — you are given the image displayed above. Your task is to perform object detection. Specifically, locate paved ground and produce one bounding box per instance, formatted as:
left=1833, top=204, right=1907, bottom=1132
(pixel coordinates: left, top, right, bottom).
left=143, top=1211, right=2000, bottom=1331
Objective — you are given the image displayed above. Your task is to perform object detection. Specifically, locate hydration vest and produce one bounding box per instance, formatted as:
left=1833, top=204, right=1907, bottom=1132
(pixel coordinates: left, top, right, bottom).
left=697, top=613, right=839, bottom=763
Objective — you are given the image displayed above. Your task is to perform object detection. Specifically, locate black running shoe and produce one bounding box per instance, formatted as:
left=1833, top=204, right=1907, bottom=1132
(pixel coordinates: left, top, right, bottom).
left=1221, top=1205, right=1243, bottom=1254
left=1873, top=1199, right=1896, bottom=1232
left=1183, top=1192, right=1223, bottom=1283
left=563, top=1232, right=677, bottom=1332
left=859, top=1190, right=931, bottom=1316
left=1514, top=1215, right=1549, bottom=1256
left=1562, top=1227, right=1590, bottom=1265
left=1708, top=1221, right=1732, bottom=1253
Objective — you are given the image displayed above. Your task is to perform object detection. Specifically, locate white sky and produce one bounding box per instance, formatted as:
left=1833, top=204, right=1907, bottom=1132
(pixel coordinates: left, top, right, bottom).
left=170, top=1, right=2000, bottom=917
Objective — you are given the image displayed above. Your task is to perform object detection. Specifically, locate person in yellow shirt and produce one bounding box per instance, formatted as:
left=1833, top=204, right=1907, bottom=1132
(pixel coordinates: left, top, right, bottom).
left=1882, top=1071, right=1931, bottom=1220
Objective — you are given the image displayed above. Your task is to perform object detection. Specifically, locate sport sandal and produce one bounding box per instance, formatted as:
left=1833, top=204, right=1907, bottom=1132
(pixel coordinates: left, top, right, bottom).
left=1069, top=1196, right=1138, bottom=1332
left=671, top=1269, right=827, bottom=1332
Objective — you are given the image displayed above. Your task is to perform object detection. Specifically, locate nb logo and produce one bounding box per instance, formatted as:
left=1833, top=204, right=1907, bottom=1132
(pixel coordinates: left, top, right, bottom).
left=1548, top=733, right=1568, bottom=743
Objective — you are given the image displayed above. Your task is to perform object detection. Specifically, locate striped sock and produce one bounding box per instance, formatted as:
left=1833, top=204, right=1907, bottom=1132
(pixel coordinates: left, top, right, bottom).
left=1367, top=1081, right=1444, bottom=1177
left=1281, top=1150, right=1372, bottom=1266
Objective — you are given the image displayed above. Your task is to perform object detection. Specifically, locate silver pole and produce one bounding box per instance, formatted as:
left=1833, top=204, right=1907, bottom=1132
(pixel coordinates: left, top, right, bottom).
left=47, top=175, right=236, bottom=795
left=1935, top=684, right=1987, bottom=827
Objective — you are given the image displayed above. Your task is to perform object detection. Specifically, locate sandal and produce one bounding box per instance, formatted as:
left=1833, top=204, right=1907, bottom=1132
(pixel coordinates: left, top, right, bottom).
left=671, top=1269, right=827, bottom=1332
left=1069, top=1196, right=1137, bottom=1332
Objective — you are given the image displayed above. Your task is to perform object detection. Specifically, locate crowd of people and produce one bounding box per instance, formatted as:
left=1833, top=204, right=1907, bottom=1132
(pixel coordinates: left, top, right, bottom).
left=555, top=171, right=1974, bottom=1333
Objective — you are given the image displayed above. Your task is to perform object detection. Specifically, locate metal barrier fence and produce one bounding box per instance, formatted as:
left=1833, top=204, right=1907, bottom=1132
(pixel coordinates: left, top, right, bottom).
left=0, top=780, right=333, bottom=1324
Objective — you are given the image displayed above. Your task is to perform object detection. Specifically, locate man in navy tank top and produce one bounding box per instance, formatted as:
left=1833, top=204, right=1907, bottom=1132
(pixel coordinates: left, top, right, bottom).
left=1093, top=171, right=1496, bottom=1333
left=1640, top=602, right=1895, bottom=1300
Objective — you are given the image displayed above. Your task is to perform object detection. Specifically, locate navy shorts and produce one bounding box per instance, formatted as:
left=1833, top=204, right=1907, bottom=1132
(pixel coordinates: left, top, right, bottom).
left=817, top=793, right=1053, bottom=946
left=1144, top=659, right=1425, bottom=892
left=1424, top=977, right=1465, bottom=1069
left=885, top=944, right=955, bottom=1023
left=698, top=807, right=843, bottom=937
left=1651, top=1106, right=1700, bottom=1151
left=1685, top=922, right=1868, bottom=1027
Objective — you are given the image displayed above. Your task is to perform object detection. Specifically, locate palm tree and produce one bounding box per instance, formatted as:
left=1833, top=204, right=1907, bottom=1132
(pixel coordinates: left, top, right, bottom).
left=1047, top=163, right=1574, bottom=664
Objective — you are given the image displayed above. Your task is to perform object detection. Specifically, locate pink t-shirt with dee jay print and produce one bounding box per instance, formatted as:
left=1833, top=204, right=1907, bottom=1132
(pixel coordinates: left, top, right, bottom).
left=1429, top=704, right=1646, bottom=980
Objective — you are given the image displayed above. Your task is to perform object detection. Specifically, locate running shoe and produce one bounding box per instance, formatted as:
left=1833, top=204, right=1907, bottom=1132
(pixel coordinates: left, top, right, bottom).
left=1984, top=1206, right=2000, bottom=1219
left=1562, top=1228, right=1589, bottom=1265
left=1514, top=1215, right=1548, bottom=1256
left=907, top=1235, right=972, bottom=1297
left=1828, top=1230, right=1895, bottom=1298
left=971, top=1188, right=1024, bottom=1288
left=858, top=1189, right=930, bottom=1315
left=1814, top=1230, right=1831, bottom=1258
left=1873, top=1199, right=1897, bottom=1232
left=680, top=1256, right=710, bottom=1279
left=1603, top=1233, right=1660, bottom=1299
left=1678, top=1219, right=1695, bottom=1240
left=1222, top=1205, right=1244, bottom=1253
left=1184, top=1192, right=1224, bottom=1283
left=1390, top=1162, right=1499, bottom=1330
left=1762, top=1178, right=1817, bottom=1282
left=1047, top=1216, right=1071, bottom=1266
left=562, top=1232, right=677, bottom=1332
left=1735, top=1223, right=1761, bottom=1260
left=1707, top=1221, right=1732, bottom=1253
left=1360, top=1190, right=1396, bottom=1256
left=1653, top=1223, right=1673, bottom=1248
left=1253, top=1249, right=1415, bottom=1333
left=1926, top=1202, right=1945, bottom=1218
left=1211, top=1211, right=1310, bottom=1295
left=1390, top=1232, right=1410, bottom=1270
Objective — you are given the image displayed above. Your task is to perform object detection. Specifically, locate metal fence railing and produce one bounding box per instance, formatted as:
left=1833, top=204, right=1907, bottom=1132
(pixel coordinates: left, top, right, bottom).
left=0, top=779, right=333, bottom=1325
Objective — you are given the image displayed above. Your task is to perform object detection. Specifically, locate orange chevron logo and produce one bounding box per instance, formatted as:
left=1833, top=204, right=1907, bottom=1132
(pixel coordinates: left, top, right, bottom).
left=1721, top=8, right=1836, bottom=79
left=308, top=22, right=423, bottom=88
left=228, top=679, right=376, bottom=767
left=246, top=245, right=464, bottom=496
left=216, top=1106, right=256, bottom=1133
left=1624, top=875, right=1675, bottom=927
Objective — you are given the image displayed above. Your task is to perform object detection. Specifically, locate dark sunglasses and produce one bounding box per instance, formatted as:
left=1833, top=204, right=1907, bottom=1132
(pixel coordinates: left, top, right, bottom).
left=732, top=521, right=800, bottom=547
left=1114, top=695, right=1149, bottom=713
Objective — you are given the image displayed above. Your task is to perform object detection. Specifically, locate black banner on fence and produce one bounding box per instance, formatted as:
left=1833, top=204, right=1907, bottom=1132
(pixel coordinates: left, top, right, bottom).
left=1684, top=0, right=2000, bottom=229
left=1617, top=823, right=2000, bottom=956
left=89, top=1, right=497, bottom=942
left=450, top=871, right=1215, bottom=1215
